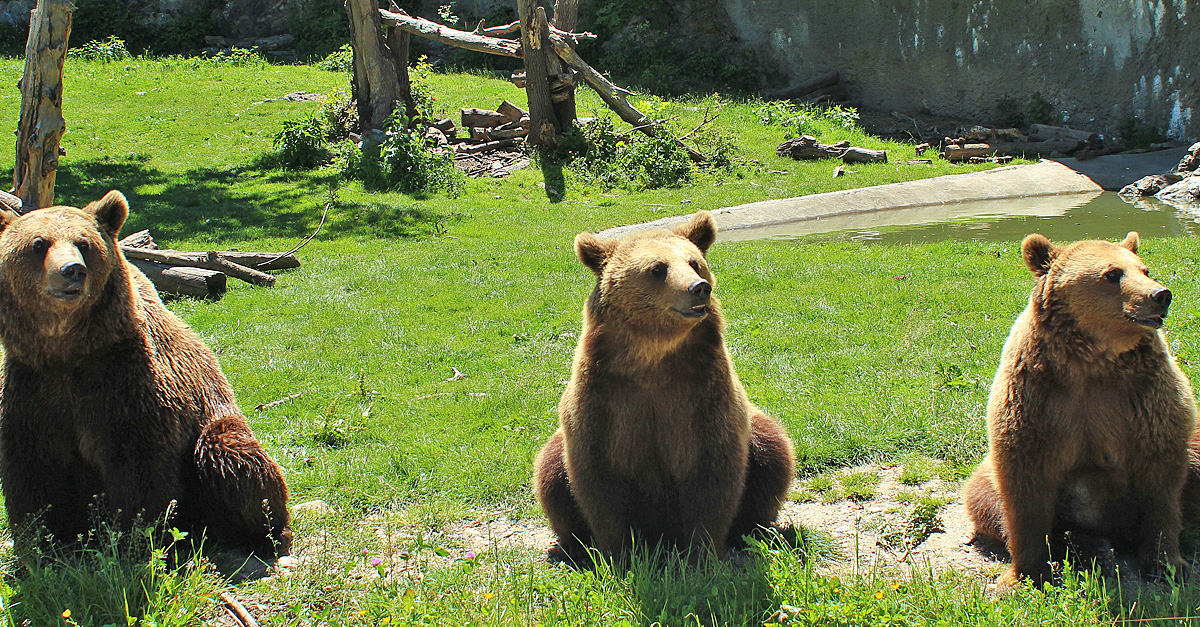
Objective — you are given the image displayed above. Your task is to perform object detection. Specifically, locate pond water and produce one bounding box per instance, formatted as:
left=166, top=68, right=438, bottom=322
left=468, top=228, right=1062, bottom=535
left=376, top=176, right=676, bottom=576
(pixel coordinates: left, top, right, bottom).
left=720, top=192, right=1200, bottom=245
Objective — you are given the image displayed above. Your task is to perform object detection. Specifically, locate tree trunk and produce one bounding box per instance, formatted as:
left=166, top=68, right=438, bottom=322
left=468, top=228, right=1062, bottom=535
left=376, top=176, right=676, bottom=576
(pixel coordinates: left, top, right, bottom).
left=14, top=0, right=73, bottom=210
left=384, top=1, right=416, bottom=124
left=379, top=9, right=522, bottom=58
left=517, top=0, right=558, bottom=147
left=549, top=0, right=577, bottom=127
left=346, top=0, right=402, bottom=133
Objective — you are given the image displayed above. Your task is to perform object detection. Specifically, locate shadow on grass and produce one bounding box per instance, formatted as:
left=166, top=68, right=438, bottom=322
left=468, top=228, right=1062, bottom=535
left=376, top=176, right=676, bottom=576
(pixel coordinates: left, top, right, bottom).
left=14, top=155, right=453, bottom=243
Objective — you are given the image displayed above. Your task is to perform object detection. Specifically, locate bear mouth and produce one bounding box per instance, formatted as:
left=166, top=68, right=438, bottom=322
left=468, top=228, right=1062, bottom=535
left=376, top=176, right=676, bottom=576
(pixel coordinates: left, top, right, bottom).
left=1128, top=313, right=1165, bottom=329
left=674, top=304, right=708, bottom=318
left=48, top=287, right=82, bottom=301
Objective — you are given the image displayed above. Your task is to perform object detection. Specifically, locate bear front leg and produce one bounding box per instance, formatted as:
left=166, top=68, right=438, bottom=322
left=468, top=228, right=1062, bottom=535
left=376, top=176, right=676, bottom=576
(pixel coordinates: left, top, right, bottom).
left=564, top=453, right=635, bottom=562
left=533, top=430, right=593, bottom=562
left=676, top=458, right=748, bottom=561
left=995, top=457, right=1061, bottom=586
left=1131, top=461, right=1187, bottom=579
left=962, top=457, right=1007, bottom=546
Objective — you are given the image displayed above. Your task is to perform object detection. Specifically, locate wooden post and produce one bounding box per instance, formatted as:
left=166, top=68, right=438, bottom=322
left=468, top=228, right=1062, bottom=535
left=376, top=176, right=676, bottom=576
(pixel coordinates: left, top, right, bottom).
left=517, top=0, right=558, bottom=147
left=14, top=0, right=73, bottom=210
left=384, top=1, right=416, bottom=124
left=550, top=0, right=577, bottom=126
left=346, top=0, right=403, bottom=133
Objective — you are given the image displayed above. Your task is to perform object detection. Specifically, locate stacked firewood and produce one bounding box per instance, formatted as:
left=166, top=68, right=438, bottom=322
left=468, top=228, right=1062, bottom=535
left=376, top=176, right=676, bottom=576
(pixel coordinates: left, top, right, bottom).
left=420, top=100, right=532, bottom=178
left=118, top=230, right=299, bottom=300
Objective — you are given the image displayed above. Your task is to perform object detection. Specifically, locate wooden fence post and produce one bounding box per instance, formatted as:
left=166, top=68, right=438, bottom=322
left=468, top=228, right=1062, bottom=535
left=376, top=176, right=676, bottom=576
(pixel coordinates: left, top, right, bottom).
left=346, top=0, right=403, bottom=133
left=517, top=0, right=558, bottom=147
left=14, top=0, right=73, bottom=210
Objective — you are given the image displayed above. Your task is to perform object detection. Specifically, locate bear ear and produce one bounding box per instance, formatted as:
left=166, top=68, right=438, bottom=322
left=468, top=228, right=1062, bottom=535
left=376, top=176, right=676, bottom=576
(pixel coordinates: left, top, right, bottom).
left=673, top=211, right=717, bottom=254
left=1022, top=233, right=1058, bottom=276
left=82, top=190, right=129, bottom=238
left=1119, top=231, right=1139, bottom=253
left=0, top=208, right=17, bottom=235
left=575, top=232, right=617, bottom=274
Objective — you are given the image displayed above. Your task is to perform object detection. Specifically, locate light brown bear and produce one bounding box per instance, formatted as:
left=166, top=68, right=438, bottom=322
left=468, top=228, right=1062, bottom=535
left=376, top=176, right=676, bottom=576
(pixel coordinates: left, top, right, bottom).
left=963, top=231, right=1195, bottom=585
left=533, top=211, right=795, bottom=562
left=0, top=191, right=291, bottom=557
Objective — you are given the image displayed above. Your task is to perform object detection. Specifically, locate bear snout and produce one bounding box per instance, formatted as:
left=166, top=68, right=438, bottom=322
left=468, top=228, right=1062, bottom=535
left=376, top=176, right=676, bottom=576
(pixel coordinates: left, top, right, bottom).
left=1151, top=287, right=1172, bottom=310
left=60, top=261, right=87, bottom=284
left=688, top=279, right=711, bottom=301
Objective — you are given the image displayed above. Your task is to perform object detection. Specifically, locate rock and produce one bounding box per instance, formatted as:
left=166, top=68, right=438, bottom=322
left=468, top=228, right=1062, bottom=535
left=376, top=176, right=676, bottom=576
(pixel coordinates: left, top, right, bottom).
left=293, top=499, right=334, bottom=518
left=1120, top=173, right=1183, bottom=198
left=1157, top=177, right=1200, bottom=205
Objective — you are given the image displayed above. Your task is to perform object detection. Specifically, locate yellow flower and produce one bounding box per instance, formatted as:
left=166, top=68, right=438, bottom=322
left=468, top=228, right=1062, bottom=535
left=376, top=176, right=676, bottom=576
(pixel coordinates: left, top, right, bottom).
left=62, top=609, right=71, bottom=619
left=359, top=609, right=368, bottom=616
left=381, top=619, right=392, bottom=625
left=891, top=582, right=901, bottom=590
left=483, top=592, right=495, bottom=600
left=874, top=591, right=885, bottom=600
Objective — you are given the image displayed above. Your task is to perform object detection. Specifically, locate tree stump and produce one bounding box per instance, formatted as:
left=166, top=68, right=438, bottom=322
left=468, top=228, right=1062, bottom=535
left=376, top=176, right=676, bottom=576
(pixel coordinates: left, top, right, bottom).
left=517, top=0, right=558, bottom=147
left=346, top=0, right=403, bottom=133
left=14, top=0, right=73, bottom=210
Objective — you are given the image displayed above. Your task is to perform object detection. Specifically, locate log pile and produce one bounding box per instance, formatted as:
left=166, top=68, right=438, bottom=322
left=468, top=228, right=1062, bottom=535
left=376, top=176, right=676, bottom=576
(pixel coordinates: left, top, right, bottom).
left=119, top=230, right=300, bottom=300
left=938, top=123, right=1104, bottom=162
left=776, top=136, right=887, bottom=163
left=418, top=100, right=533, bottom=178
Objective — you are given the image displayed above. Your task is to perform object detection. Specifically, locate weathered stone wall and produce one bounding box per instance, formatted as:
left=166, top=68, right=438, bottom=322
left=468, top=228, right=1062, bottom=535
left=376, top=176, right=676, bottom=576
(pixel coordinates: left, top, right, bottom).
left=721, top=0, right=1197, bottom=139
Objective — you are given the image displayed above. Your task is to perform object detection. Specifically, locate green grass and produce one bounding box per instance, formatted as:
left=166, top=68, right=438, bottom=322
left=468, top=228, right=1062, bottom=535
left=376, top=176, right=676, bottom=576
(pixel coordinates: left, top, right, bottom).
left=3, top=53, right=1200, bottom=625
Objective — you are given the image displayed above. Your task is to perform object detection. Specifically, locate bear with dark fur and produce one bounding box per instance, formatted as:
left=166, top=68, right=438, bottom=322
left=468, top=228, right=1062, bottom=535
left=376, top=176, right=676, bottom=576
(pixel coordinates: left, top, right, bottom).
left=0, top=191, right=291, bottom=557
left=963, top=232, right=1196, bottom=585
left=533, top=211, right=795, bottom=562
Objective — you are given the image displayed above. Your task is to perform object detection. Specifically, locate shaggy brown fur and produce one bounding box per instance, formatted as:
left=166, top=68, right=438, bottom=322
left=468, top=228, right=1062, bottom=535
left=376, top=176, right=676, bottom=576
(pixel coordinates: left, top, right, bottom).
left=533, top=211, right=795, bottom=562
left=963, top=232, right=1196, bottom=586
left=0, top=191, right=291, bottom=557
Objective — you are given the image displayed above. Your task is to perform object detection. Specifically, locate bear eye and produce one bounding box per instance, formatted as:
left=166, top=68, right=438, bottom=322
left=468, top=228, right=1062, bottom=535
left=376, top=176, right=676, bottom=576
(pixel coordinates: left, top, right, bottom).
left=30, top=238, right=48, bottom=255
left=1103, top=268, right=1123, bottom=283
left=650, top=263, right=668, bottom=281
left=76, top=240, right=89, bottom=253
left=688, top=259, right=701, bottom=273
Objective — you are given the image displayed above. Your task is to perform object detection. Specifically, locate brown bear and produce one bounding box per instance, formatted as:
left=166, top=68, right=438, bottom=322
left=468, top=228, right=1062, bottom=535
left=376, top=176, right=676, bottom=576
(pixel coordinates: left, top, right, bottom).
left=0, top=191, right=291, bottom=558
left=963, top=231, right=1196, bottom=586
left=533, top=211, right=795, bottom=563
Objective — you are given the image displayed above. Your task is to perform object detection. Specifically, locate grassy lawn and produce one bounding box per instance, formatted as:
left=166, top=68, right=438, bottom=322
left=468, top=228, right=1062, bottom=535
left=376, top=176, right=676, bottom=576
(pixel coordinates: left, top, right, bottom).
left=3, top=54, right=1200, bottom=625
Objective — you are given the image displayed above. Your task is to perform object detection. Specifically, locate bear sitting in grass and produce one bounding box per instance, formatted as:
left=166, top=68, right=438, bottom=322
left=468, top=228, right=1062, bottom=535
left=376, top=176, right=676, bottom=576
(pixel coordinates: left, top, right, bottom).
left=963, top=232, right=1196, bottom=586
left=533, top=211, right=795, bottom=562
left=0, top=191, right=291, bottom=558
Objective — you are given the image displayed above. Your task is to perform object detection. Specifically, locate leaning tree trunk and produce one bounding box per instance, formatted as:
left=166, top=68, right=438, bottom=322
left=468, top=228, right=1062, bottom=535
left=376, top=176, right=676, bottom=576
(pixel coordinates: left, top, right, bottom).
left=346, top=0, right=403, bottom=133
left=550, top=0, right=577, bottom=127
left=517, top=0, right=558, bottom=147
left=14, top=0, right=73, bottom=210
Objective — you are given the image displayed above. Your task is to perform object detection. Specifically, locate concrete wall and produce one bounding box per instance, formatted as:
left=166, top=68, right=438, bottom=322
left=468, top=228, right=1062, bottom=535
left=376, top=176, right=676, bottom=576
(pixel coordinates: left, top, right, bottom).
left=722, top=0, right=1197, bottom=138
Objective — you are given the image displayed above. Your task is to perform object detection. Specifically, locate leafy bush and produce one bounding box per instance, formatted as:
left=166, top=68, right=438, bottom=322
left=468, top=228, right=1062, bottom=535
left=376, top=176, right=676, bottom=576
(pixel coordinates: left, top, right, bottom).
left=274, top=114, right=331, bottom=169
left=68, top=35, right=132, bottom=62
left=204, top=46, right=264, bottom=67
left=340, top=112, right=464, bottom=196
left=566, top=116, right=696, bottom=190
left=995, top=92, right=1055, bottom=128
left=317, top=43, right=354, bottom=72
left=1119, top=116, right=1167, bottom=149
left=753, top=100, right=859, bottom=137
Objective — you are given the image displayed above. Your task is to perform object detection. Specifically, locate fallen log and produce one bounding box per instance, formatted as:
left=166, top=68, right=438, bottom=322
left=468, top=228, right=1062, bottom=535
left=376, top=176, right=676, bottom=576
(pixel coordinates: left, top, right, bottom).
left=378, top=9, right=522, bottom=58
left=767, top=71, right=839, bottom=101
left=119, top=229, right=156, bottom=249
left=121, top=247, right=277, bottom=287
left=940, top=139, right=1082, bottom=161
left=128, top=258, right=226, bottom=300
left=776, top=136, right=887, bottom=163
left=1028, top=123, right=1098, bottom=144
left=462, top=108, right=508, bottom=128
left=470, top=126, right=528, bottom=141
left=455, top=138, right=518, bottom=154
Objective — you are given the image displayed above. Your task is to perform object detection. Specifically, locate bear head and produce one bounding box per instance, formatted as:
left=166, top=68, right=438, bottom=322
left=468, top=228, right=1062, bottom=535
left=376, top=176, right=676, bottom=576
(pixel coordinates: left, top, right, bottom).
left=0, top=190, right=129, bottom=317
left=1023, top=231, right=1172, bottom=353
left=575, top=211, right=718, bottom=341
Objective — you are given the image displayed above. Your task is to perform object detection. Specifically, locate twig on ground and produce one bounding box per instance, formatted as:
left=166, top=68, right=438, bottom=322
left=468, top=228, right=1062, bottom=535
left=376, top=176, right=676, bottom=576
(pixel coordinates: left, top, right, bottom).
left=254, top=392, right=304, bottom=412
left=220, top=592, right=259, bottom=627
left=254, top=201, right=331, bottom=269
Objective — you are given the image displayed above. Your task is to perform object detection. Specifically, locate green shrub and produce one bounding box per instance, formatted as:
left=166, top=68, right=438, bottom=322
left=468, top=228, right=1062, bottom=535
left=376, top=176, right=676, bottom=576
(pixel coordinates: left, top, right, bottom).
left=753, top=100, right=859, bottom=137
left=273, top=114, right=331, bottom=169
left=204, top=46, right=264, bottom=67
left=1119, top=115, right=1166, bottom=149
left=68, top=35, right=132, bottom=62
left=340, top=112, right=464, bottom=196
left=566, top=116, right=697, bottom=190
left=317, top=43, right=354, bottom=72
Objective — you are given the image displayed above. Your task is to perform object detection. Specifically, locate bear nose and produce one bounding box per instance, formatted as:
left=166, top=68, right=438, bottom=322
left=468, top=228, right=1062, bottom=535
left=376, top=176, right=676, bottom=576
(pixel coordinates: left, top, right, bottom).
left=688, top=279, right=711, bottom=300
left=60, top=261, right=87, bottom=284
left=1152, top=287, right=1172, bottom=309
